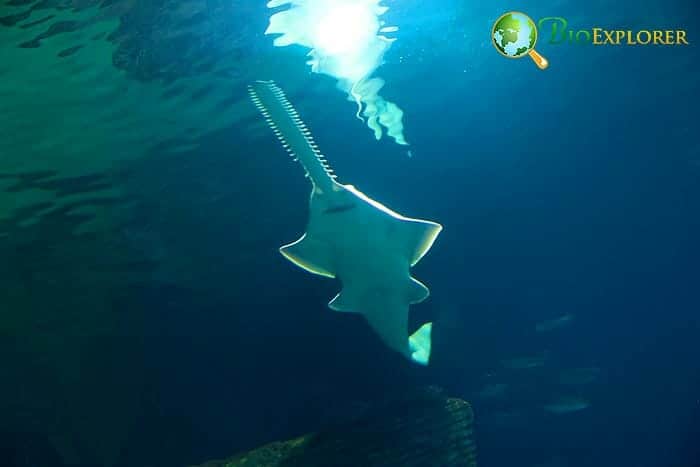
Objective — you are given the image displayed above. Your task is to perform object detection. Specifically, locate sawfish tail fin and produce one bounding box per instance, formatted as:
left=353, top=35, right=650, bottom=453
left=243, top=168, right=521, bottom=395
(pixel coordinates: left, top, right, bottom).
left=247, top=80, right=338, bottom=194
left=409, top=322, right=432, bottom=366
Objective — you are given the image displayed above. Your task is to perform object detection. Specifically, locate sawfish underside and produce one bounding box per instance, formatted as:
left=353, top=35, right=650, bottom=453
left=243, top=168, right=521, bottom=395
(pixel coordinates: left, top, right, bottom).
left=247, top=80, right=442, bottom=365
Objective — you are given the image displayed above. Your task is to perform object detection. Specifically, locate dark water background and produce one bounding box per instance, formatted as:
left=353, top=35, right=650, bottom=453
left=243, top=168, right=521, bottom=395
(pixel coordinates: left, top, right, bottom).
left=1, top=1, right=699, bottom=466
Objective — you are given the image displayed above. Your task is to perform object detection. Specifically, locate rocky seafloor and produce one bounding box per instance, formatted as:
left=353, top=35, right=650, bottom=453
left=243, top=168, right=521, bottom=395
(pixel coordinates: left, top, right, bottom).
left=192, top=388, right=477, bottom=467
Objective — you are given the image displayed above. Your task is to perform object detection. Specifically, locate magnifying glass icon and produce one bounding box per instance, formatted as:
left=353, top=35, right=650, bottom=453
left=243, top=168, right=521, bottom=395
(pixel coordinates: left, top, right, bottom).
left=492, top=11, right=549, bottom=70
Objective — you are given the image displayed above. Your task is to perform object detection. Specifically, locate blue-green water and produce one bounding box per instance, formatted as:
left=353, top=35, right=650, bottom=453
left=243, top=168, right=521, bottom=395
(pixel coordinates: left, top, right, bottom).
left=1, top=1, right=698, bottom=466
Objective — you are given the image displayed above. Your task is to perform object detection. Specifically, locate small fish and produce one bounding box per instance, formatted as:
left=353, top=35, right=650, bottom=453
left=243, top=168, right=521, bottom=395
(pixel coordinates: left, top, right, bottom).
left=535, top=313, right=574, bottom=333
left=501, top=353, right=548, bottom=369
left=477, top=383, right=507, bottom=398
left=558, top=367, right=600, bottom=386
left=544, top=396, right=590, bottom=414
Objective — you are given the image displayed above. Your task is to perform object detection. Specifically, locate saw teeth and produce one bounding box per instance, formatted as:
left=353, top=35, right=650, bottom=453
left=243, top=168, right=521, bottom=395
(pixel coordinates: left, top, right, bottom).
left=249, top=80, right=338, bottom=182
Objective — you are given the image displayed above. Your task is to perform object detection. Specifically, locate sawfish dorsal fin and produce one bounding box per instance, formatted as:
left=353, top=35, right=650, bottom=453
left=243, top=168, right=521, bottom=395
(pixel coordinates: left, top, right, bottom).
left=247, top=80, right=337, bottom=194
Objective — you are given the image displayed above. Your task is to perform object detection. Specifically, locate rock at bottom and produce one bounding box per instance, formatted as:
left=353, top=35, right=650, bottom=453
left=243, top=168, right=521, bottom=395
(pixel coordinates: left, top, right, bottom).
left=193, top=388, right=477, bottom=467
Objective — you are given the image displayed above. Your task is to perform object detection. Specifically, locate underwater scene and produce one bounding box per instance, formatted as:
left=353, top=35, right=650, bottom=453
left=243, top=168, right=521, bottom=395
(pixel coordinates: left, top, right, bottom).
left=1, top=0, right=699, bottom=466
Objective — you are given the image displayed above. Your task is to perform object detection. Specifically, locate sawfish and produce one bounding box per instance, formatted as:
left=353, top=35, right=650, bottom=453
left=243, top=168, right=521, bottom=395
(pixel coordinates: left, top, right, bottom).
left=247, top=80, right=442, bottom=365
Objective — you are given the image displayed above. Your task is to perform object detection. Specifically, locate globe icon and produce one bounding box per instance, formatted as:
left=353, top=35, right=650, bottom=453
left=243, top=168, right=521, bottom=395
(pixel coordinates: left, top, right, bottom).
left=492, top=11, right=549, bottom=69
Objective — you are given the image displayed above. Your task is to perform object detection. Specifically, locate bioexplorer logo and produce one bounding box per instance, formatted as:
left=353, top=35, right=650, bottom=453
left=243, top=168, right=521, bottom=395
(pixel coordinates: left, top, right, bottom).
left=492, top=11, right=690, bottom=70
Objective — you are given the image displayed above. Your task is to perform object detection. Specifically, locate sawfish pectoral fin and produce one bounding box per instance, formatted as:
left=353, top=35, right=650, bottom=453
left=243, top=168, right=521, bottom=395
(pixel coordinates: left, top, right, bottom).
left=328, top=293, right=356, bottom=312
left=404, top=219, right=443, bottom=267
left=279, top=234, right=335, bottom=278
left=407, top=277, right=429, bottom=304
left=409, top=322, right=432, bottom=366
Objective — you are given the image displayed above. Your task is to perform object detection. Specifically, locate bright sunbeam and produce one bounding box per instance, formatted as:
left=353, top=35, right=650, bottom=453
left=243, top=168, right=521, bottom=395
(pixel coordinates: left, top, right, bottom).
left=313, top=4, right=378, bottom=55
left=265, top=0, right=409, bottom=146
